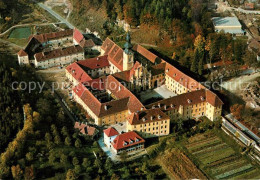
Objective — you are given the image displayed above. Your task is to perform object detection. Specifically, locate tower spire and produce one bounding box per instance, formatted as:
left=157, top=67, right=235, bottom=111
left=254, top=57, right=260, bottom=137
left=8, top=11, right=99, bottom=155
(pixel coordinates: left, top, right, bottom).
left=124, top=31, right=133, bottom=54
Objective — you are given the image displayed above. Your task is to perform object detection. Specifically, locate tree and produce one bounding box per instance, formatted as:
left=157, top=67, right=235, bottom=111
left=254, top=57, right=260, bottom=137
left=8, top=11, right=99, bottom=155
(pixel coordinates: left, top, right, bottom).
left=65, top=137, right=72, bottom=146
left=105, top=157, right=113, bottom=170
left=54, top=135, right=61, bottom=145
left=75, top=139, right=82, bottom=148
left=119, top=151, right=128, bottom=162
left=82, top=158, right=91, bottom=168
left=25, top=152, right=34, bottom=162
left=24, top=166, right=35, bottom=180
left=48, top=152, right=56, bottom=164
left=66, top=169, right=77, bottom=180
left=61, top=126, right=69, bottom=137
left=94, top=158, right=101, bottom=168
left=60, top=153, right=68, bottom=165
left=121, top=166, right=130, bottom=179
left=72, top=157, right=79, bottom=166
left=11, top=165, right=23, bottom=180
left=230, top=104, right=244, bottom=120
left=198, top=57, right=203, bottom=76
left=74, top=165, right=82, bottom=174
left=191, top=49, right=199, bottom=73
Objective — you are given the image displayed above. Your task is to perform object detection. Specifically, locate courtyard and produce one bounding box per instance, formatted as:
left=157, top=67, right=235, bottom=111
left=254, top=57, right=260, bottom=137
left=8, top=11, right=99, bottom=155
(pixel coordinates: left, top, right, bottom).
left=139, top=85, right=177, bottom=105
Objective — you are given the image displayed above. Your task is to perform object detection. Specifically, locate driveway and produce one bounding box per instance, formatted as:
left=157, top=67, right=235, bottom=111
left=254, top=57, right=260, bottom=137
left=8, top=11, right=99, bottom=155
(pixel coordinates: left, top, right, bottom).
left=38, top=3, right=75, bottom=29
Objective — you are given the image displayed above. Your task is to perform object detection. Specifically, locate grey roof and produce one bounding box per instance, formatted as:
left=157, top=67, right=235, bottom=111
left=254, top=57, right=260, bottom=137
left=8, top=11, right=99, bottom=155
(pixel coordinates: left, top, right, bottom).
left=215, top=28, right=244, bottom=34
left=212, top=17, right=242, bottom=27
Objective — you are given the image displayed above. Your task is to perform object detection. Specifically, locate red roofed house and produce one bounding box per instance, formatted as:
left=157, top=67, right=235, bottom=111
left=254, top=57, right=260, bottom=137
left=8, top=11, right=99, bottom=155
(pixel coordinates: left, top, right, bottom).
left=104, top=127, right=119, bottom=148
left=17, top=49, right=29, bottom=65
left=73, top=28, right=96, bottom=49
left=74, top=122, right=98, bottom=137
left=111, top=131, right=145, bottom=154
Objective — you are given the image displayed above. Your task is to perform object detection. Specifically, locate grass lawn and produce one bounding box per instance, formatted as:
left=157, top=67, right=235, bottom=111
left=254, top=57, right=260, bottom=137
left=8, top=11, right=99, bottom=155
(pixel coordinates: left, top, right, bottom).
left=8, top=27, right=32, bottom=39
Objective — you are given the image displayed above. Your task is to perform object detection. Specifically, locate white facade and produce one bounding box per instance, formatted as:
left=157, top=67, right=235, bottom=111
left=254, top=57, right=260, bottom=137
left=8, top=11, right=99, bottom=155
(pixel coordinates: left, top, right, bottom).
left=104, top=133, right=118, bottom=148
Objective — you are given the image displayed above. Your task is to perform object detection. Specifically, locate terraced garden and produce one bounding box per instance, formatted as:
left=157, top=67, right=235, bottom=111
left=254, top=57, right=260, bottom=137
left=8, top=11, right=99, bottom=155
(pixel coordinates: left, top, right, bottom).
left=184, top=132, right=260, bottom=179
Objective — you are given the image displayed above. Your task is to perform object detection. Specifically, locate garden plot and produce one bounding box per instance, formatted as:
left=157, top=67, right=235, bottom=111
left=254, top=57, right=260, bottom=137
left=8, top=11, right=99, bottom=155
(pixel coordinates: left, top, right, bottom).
left=184, top=132, right=260, bottom=179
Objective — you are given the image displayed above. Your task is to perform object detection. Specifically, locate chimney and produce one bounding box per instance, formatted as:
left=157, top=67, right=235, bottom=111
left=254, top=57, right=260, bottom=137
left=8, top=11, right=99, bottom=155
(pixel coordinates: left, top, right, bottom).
left=97, top=57, right=99, bottom=60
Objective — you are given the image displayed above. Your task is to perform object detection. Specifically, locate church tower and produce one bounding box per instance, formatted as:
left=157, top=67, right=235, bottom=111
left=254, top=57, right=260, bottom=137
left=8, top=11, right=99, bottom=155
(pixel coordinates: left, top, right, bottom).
left=123, top=31, right=134, bottom=71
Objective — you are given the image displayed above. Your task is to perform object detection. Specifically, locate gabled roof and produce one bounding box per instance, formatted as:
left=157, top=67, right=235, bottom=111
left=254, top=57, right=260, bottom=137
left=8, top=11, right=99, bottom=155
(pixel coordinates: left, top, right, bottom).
left=77, top=55, right=110, bottom=70
left=17, top=49, right=28, bottom=56
left=80, top=39, right=96, bottom=48
left=112, top=131, right=145, bottom=150
left=66, top=63, right=92, bottom=84
left=103, top=127, right=119, bottom=137
left=73, top=28, right=84, bottom=44
left=29, top=29, right=73, bottom=43
left=73, top=80, right=131, bottom=118
left=35, top=45, right=84, bottom=62
left=165, top=62, right=205, bottom=91
left=101, top=38, right=124, bottom=71
left=128, top=109, right=169, bottom=125
left=146, top=89, right=223, bottom=111
left=74, top=122, right=97, bottom=136
left=133, top=44, right=162, bottom=64
left=106, top=75, right=145, bottom=113
left=112, top=61, right=142, bottom=82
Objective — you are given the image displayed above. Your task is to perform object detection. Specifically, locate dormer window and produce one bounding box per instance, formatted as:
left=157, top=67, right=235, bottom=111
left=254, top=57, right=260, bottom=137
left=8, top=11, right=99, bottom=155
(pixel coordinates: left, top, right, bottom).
left=150, top=116, right=154, bottom=120
left=164, top=105, right=167, bottom=110
left=158, top=103, right=161, bottom=108
left=72, top=70, right=75, bottom=74
left=158, top=115, right=161, bottom=119
left=174, top=73, right=177, bottom=77
left=166, top=69, right=169, bottom=73
left=200, top=96, right=205, bottom=101
left=104, top=105, right=108, bottom=110
left=152, top=105, right=155, bottom=109
left=123, top=141, right=128, bottom=146
left=142, top=117, right=146, bottom=122
left=187, top=99, right=192, bottom=104
left=135, top=138, right=139, bottom=142
left=129, top=139, right=133, bottom=144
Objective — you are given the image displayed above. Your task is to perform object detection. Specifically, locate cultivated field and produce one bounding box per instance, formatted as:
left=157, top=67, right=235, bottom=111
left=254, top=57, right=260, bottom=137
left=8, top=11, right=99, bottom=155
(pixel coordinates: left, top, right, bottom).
left=184, top=132, right=260, bottom=179
left=158, top=148, right=207, bottom=180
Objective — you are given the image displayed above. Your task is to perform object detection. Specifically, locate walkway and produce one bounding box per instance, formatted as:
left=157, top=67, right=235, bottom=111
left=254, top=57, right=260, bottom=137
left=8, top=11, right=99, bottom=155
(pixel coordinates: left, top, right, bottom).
left=38, top=3, right=74, bottom=29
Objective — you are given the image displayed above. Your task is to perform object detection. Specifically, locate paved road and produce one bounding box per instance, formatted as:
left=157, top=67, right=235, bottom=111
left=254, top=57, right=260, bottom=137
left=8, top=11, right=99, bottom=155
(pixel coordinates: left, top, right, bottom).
left=38, top=3, right=74, bottom=29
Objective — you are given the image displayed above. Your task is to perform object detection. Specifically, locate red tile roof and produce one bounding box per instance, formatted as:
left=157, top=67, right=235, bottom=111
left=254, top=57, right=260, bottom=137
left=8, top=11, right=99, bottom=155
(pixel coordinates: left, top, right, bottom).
left=30, top=29, right=73, bottom=43
left=74, top=122, right=97, bottom=136
left=17, top=49, right=28, bottom=56
left=165, top=62, right=205, bottom=91
left=77, top=55, right=110, bottom=70
left=106, top=75, right=145, bottom=113
left=128, top=109, right=169, bottom=125
left=66, top=62, right=92, bottom=84
left=113, top=62, right=141, bottom=82
left=103, top=127, right=119, bottom=137
left=146, top=89, right=223, bottom=111
left=112, top=131, right=145, bottom=150
left=73, top=28, right=84, bottom=44
left=73, top=80, right=130, bottom=118
left=101, top=38, right=124, bottom=71
left=35, top=45, right=84, bottom=62
left=133, top=44, right=162, bottom=64
left=80, top=39, right=96, bottom=48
